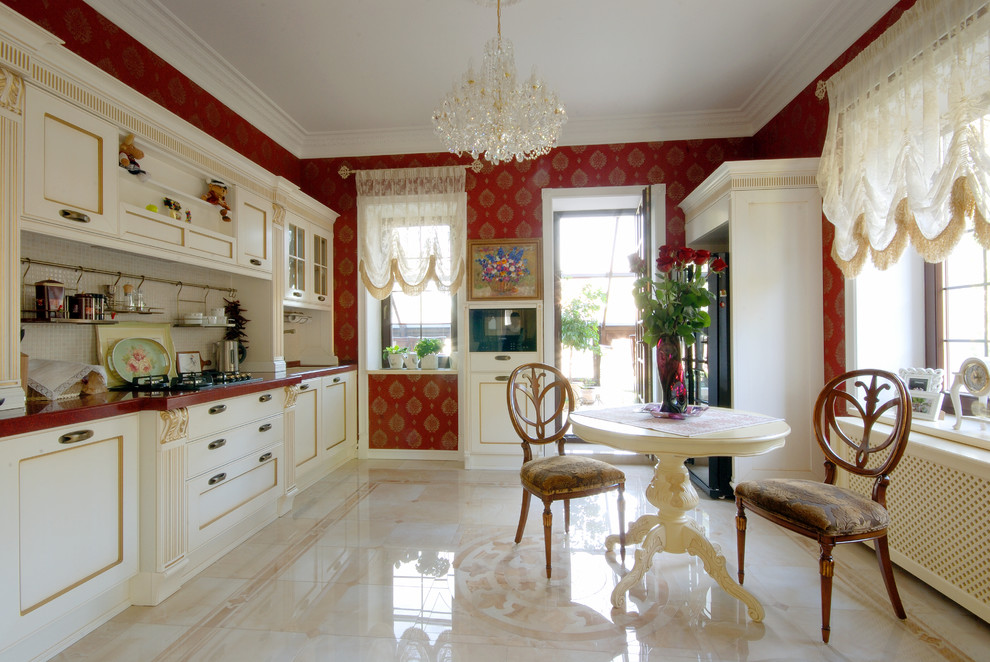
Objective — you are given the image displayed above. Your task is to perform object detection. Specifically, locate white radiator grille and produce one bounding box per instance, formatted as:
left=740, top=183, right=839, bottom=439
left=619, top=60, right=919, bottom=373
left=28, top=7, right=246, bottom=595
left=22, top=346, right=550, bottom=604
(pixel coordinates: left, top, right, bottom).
left=839, top=428, right=990, bottom=622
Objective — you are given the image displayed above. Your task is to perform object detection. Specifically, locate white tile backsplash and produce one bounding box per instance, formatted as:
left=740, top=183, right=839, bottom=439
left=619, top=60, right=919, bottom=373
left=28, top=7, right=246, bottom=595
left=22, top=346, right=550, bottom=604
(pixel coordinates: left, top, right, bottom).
left=20, top=232, right=243, bottom=368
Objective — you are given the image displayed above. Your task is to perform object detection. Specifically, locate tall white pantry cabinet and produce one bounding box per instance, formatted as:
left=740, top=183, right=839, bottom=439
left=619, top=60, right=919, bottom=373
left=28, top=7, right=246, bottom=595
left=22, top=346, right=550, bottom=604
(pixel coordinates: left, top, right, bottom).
left=680, top=158, right=824, bottom=484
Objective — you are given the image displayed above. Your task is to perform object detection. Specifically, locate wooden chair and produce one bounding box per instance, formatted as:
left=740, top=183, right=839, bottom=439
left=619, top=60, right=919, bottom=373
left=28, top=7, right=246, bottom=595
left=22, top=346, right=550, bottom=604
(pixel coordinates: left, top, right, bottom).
left=507, top=363, right=626, bottom=579
left=735, top=368, right=912, bottom=643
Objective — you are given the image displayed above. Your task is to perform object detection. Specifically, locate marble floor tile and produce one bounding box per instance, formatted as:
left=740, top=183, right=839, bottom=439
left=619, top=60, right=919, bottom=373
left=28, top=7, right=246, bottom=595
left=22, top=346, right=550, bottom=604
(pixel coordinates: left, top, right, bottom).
left=54, top=460, right=990, bottom=661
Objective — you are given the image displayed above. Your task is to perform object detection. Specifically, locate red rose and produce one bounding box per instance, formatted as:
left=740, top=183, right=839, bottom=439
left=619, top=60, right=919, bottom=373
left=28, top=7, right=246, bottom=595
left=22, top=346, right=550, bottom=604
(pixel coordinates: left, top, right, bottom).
left=710, top=257, right=727, bottom=272
left=658, top=245, right=674, bottom=259
left=693, top=249, right=711, bottom=265
left=677, top=247, right=695, bottom=263
left=656, top=255, right=676, bottom=273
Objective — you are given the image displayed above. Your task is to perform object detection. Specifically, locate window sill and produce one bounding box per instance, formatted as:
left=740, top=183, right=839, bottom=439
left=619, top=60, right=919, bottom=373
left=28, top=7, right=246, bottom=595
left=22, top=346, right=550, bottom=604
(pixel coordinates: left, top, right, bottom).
left=366, top=368, right=458, bottom=376
left=873, top=413, right=990, bottom=456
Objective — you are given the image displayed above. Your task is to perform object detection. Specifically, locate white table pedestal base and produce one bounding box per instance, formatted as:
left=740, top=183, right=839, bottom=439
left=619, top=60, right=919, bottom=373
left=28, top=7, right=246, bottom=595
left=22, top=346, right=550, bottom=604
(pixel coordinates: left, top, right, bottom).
left=605, top=454, right=764, bottom=621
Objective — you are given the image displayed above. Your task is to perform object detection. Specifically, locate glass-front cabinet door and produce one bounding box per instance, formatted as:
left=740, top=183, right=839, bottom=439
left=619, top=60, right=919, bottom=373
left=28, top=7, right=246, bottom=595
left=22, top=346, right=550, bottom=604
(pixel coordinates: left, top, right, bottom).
left=312, top=230, right=329, bottom=305
left=287, top=221, right=306, bottom=300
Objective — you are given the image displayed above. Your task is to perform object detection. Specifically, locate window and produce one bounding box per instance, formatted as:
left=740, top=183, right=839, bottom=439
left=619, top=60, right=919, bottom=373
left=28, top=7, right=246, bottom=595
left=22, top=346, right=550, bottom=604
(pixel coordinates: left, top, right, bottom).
left=382, top=282, right=456, bottom=356
left=931, top=233, right=990, bottom=389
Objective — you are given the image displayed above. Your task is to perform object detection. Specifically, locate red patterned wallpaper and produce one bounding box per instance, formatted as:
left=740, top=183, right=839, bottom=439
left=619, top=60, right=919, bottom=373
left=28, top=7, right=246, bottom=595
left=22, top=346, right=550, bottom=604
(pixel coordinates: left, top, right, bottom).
left=1, top=0, right=300, bottom=181
left=752, top=0, right=916, bottom=382
left=367, top=374, right=459, bottom=451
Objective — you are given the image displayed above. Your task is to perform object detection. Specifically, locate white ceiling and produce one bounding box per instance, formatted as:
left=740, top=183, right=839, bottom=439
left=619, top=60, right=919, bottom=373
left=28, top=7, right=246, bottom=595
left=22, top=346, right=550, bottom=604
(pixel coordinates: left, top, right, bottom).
left=83, top=0, right=896, bottom=160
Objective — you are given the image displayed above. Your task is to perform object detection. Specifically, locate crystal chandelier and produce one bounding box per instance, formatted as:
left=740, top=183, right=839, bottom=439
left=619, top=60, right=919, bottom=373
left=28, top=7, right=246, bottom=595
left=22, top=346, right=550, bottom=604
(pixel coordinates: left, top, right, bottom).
left=432, top=0, right=567, bottom=165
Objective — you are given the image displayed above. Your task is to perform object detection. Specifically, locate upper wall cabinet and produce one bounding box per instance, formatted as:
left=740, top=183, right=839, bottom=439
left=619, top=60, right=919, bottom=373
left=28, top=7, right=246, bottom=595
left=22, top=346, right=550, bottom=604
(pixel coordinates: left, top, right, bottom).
left=236, top=187, right=274, bottom=273
left=23, top=87, right=119, bottom=237
left=284, top=212, right=333, bottom=311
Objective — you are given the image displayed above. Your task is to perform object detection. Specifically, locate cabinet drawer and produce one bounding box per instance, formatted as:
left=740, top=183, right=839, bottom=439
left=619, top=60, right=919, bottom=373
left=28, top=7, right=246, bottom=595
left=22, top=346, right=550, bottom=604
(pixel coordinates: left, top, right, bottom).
left=187, top=389, right=283, bottom=438
left=469, top=352, right=540, bottom=373
left=187, top=442, right=281, bottom=550
left=187, top=414, right=282, bottom=479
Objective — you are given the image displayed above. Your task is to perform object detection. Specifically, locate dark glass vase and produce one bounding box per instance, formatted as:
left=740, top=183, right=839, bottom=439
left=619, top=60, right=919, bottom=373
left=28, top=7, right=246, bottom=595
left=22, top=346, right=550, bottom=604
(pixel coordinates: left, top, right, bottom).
left=656, top=335, right=688, bottom=414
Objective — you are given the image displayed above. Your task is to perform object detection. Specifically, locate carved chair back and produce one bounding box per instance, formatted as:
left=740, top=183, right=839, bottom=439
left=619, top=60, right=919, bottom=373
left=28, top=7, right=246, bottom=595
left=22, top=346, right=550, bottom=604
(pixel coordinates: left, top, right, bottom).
left=507, top=363, right=575, bottom=463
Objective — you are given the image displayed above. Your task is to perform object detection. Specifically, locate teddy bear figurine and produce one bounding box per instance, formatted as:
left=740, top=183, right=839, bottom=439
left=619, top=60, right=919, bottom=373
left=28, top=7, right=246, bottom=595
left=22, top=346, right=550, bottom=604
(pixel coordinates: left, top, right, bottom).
left=118, top=133, right=149, bottom=181
left=202, top=179, right=232, bottom=222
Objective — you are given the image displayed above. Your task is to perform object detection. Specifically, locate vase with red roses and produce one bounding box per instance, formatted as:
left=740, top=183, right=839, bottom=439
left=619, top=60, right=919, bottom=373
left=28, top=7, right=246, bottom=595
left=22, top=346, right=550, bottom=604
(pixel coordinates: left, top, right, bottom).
left=631, top=245, right=727, bottom=413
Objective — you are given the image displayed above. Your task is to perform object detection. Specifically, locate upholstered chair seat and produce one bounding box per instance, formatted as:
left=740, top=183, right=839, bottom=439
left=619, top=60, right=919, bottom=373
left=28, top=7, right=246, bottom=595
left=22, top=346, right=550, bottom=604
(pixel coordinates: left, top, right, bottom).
left=734, top=478, right=889, bottom=536
left=507, top=363, right=625, bottom=579
left=520, top=456, right=627, bottom=498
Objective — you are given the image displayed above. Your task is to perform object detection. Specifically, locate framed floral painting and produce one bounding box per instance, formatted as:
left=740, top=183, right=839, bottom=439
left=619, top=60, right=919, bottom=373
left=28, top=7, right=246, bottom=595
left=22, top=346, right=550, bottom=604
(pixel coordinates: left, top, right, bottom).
left=467, top=239, right=542, bottom=301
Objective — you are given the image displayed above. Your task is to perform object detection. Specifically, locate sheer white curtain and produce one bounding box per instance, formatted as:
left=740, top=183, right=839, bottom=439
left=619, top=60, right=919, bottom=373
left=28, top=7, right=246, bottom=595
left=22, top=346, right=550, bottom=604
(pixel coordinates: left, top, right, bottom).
left=818, top=0, right=990, bottom=278
left=356, top=166, right=466, bottom=299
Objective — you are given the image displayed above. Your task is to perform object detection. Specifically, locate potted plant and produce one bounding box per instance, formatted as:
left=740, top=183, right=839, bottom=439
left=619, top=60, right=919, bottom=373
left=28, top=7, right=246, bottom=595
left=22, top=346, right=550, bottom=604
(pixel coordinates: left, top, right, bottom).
left=384, top=344, right=406, bottom=369
left=414, top=337, right=444, bottom=370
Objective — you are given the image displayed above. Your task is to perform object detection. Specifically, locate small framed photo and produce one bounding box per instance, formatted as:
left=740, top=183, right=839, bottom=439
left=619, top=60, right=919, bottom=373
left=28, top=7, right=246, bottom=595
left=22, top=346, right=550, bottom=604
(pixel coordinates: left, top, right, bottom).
left=898, top=367, right=944, bottom=393
left=909, top=390, right=944, bottom=421
left=176, top=351, right=203, bottom=375
left=467, top=239, right=541, bottom=301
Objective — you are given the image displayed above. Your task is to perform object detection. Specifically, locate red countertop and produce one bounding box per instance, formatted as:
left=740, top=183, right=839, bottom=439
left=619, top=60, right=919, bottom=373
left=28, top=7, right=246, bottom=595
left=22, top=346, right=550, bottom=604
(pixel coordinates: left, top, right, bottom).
left=0, top=364, right=356, bottom=439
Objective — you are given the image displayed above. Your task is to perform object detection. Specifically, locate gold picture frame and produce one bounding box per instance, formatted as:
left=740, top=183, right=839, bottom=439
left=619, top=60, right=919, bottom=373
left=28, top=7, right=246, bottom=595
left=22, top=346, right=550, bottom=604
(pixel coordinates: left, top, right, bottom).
left=467, top=238, right=541, bottom=301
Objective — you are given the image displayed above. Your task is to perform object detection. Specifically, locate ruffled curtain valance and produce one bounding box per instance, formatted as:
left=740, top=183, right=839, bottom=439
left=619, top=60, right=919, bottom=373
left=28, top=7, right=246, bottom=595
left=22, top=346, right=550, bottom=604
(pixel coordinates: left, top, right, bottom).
left=818, top=0, right=990, bottom=278
left=356, top=166, right=466, bottom=299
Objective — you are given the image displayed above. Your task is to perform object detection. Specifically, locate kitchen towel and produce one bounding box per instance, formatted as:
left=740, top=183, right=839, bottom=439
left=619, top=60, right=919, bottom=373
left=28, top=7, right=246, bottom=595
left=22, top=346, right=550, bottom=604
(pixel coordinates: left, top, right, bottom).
left=27, top=358, right=108, bottom=400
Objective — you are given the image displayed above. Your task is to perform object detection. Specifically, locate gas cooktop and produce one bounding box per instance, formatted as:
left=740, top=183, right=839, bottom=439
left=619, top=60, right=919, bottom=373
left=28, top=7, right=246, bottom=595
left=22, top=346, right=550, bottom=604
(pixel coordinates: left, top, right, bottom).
left=115, top=371, right=261, bottom=392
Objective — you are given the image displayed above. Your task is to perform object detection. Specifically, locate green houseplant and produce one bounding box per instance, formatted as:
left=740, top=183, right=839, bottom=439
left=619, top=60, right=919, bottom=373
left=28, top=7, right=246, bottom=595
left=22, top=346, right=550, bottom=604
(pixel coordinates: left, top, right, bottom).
left=414, top=337, right=444, bottom=370
left=384, top=344, right=407, bottom=369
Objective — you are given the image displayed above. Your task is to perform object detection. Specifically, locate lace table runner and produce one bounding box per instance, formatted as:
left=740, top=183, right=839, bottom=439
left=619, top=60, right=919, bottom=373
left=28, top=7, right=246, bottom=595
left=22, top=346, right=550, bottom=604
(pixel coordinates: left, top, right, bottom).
left=573, top=405, right=782, bottom=437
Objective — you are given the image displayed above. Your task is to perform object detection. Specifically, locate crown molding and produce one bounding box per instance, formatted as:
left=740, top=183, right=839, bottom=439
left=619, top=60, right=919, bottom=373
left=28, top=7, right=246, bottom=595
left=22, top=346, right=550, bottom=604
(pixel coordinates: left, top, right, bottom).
left=83, top=0, right=308, bottom=156
left=740, top=0, right=896, bottom=134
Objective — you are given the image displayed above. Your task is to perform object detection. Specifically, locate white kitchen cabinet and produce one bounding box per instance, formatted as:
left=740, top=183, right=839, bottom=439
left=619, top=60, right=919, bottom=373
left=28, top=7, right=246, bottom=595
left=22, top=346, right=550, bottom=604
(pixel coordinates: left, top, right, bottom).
left=236, top=186, right=274, bottom=274
left=284, top=212, right=333, bottom=310
left=464, top=303, right=543, bottom=469
left=119, top=202, right=236, bottom=264
left=23, top=86, right=119, bottom=237
left=292, top=377, right=321, bottom=472
left=681, top=158, right=823, bottom=484
left=322, top=371, right=357, bottom=457
left=0, top=414, right=138, bottom=662
left=134, top=388, right=285, bottom=607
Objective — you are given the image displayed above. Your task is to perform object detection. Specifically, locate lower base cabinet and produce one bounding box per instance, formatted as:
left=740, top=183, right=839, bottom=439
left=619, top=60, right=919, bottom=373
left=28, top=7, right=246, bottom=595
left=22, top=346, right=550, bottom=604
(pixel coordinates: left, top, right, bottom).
left=0, top=414, right=139, bottom=662
left=289, top=371, right=357, bottom=492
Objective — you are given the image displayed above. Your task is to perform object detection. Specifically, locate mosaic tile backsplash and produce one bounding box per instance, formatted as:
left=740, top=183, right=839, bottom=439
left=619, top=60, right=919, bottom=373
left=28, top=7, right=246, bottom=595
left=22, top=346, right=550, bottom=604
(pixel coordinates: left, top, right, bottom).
left=20, top=232, right=243, bottom=369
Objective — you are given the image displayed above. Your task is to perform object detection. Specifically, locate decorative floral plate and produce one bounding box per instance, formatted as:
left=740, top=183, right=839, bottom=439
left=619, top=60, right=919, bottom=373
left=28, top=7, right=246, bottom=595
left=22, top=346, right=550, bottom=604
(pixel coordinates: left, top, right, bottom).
left=642, top=403, right=709, bottom=420
left=109, top=337, right=171, bottom=382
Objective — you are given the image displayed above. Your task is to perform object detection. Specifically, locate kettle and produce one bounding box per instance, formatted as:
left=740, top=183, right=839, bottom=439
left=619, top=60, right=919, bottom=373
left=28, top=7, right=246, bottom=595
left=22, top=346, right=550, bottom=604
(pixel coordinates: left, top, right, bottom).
left=215, top=340, right=239, bottom=373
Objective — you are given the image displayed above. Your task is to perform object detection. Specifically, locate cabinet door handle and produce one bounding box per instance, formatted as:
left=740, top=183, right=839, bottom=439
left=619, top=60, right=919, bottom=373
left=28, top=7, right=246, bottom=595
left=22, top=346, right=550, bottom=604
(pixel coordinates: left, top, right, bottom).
left=258, top=452, right=273, bottom=463
left=259, top=423, right=273, bottom=432
left=317, top=295, right=326, bottom=301
left=208, top=472, right=227, bottom=485
left=495, top=375, right=509, bottom=382
left=59, top=429, right=94, bottom=444
left=332, top=377, right=341, bottom=383
left=207, top=438, right=226, bottom=450
left=299, top=384, right=309, bottom=391
left=250, top=258, right=262, bottom=266
left=259, top=393, right=273, bottom=402
left=292, top=292, right=302, bottom=297
left=59, top=209, right=90, bottom=223
left=209, top=404, right=227, bottom=415
left=495, top=355, right=511, bottom=361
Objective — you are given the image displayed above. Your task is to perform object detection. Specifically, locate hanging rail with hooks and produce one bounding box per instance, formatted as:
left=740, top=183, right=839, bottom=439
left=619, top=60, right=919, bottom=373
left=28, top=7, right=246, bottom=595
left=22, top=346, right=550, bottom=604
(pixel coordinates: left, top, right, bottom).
left=20, top=258, right=237, bottom=298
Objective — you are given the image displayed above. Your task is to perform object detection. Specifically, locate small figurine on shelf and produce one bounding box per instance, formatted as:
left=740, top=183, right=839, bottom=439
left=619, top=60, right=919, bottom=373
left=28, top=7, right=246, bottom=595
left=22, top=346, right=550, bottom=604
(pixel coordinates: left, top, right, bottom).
left=202, top=179, right=232, bottom=222
left=163, top=197, right=182, bottom=221
left=185, top=210, right=192, bottom=223
left=118, top=133, right=149, bottom=181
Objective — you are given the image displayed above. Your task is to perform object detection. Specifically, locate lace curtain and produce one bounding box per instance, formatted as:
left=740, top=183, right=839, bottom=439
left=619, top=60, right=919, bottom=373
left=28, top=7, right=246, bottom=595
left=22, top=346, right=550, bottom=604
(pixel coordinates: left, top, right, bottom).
left=356, top=166, right=466, bottom=299
left=818, top=0, right=990, bottom=278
